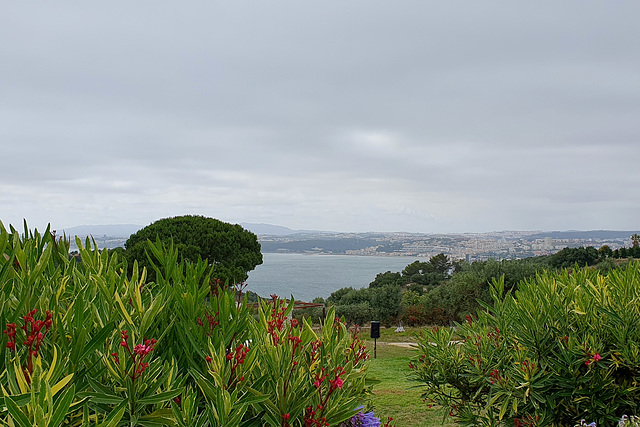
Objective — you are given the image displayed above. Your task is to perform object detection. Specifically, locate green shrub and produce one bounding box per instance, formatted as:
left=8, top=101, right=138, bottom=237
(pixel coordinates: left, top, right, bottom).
left=405, top=283, right=424, bottom=295
left=369, top=286, right=402, bottom=326
left=0, top=222, right=375, bottom=426
left=410, top=263, right=640, bottom=426
left=251, top=297, right=372, bottom=426
left=124, top=215, right=263, bottom=284
left=335, top=303, right=373, bottom=326
left=550, top=246, right=599, bottom=269
left=399, top=291, right=428, bottom=326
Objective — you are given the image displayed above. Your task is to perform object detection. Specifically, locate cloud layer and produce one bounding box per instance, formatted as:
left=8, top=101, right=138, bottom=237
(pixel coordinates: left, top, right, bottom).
left=2, top=1, right=639, bottom=232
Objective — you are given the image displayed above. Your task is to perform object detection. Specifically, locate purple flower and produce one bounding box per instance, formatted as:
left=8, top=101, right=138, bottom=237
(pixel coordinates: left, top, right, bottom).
left=341, top=407, right=380, bottom=427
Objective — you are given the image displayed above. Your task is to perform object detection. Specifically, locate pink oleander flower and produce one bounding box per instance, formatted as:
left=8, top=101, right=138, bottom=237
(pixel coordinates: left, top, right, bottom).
left=334, top=377, right=344, bottom=389
left=133, top=344, right=148, bottom=355
left=133, top=339, right=156, bottom=357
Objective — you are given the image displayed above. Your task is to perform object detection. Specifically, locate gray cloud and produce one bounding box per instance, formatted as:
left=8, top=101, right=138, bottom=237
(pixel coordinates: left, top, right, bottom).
left=1, top=1, right=639, bottom=233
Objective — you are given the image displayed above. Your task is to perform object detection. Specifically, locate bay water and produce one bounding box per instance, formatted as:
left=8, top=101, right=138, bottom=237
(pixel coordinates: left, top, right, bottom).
left=245, top=252, right=426, bottom=302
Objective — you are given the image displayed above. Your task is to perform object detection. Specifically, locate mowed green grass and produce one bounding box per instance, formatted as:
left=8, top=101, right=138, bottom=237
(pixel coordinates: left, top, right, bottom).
left=364, top=341, right=455, bottom=427
left=374, top=326, right=426, bottom=342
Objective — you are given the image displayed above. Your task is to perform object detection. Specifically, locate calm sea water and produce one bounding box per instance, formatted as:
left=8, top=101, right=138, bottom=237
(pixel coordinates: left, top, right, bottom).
left=245, top=252, right=426, bottom=302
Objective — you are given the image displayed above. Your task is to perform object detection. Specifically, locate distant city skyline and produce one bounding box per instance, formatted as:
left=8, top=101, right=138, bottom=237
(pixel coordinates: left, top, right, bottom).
left=2, top=220, right=639, bottom=241
left=2, top=2, right=639, bottom=234
left=55, top=223, right=640, bottom=265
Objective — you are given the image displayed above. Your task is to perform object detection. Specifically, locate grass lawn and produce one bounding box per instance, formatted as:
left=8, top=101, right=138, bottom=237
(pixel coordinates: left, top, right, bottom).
left=359, top=325, right=458, bottom=343
left=364, top=341, right=455, bottom=427
left=371, top=325, right=423, bottom=342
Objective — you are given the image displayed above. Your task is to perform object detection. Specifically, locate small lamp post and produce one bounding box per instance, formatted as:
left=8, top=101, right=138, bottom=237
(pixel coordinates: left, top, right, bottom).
left=370, top=321, right=380, bottom=359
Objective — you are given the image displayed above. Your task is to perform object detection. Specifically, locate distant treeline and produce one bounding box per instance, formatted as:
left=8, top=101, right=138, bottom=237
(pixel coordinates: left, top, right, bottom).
left=294, top=239, right=640, bottom=327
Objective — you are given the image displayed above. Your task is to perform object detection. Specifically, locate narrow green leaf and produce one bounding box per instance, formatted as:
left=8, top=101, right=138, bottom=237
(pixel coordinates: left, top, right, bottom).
left=140, top=298, right=165, bottom=338
left=48, top=384, right=76, bottom=427
left=30, top=243, right=52, bottom=281
left=238, top=389, right=269, bottom=406
left=139, top=409, right=177, bottom=426
left=79, top=321, right=116, bottom=361
left=0, top=393, right=30, bottom=408
left=137, top=388, right=184, bottom=406
left=51, top=373, right=74, bottom=397
left=97, top=399, right=127, bottom=427
left=113, top=291, right=134, bottom=326
left=82, top=392, right=126, bottom=405
left=4, top=395, right=32, bottom=427
left=239, top=410, right=266, bottom=427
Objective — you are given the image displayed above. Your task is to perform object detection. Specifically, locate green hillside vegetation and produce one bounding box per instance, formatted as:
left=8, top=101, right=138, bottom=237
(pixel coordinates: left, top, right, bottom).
left=309, top=240, right=640, bottom=327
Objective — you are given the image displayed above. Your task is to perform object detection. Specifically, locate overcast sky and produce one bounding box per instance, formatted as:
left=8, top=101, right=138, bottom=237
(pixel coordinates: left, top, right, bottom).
left=1, top=1, right=639, bottom=234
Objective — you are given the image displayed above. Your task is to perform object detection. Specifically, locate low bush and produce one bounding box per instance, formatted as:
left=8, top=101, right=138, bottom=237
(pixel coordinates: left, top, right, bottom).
left=409, top=263, right=640, bottom=426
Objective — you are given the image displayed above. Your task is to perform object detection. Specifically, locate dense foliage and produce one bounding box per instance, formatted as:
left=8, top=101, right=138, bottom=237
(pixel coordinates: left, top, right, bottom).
left=399, top=257, right=550, bottom=326
left=409, top=264, right=640, bottom=426
left=323, top=255, right=549, bottom=327
left=324, top=286, right=402, bottom=326
left=124, top=215, right=262, bottom=284
left=369, top=254, right=460, bottom=289
left=325, top=244, right=640, bottom=327
left=0, top=222, right=375, bottom=426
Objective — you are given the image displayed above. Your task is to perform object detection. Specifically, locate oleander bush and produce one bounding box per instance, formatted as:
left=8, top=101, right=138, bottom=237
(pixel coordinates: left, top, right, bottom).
left=0, top=221, right=376, bottom=426
left=409, top=263, right=640, bottom=426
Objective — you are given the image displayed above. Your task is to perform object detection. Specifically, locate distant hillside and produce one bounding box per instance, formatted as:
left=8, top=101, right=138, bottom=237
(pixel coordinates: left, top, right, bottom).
left=528, top=230, right=640, bottom=240
left=61, top=224, right=142, bottom=238
left=240, top=223, right=300, bottom=236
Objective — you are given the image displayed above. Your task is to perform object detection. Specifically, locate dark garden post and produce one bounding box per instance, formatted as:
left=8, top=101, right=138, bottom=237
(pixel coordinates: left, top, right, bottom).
left=370, top=321, right=380, bottom=359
